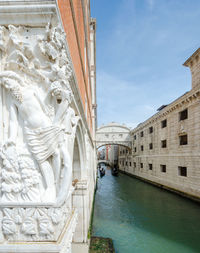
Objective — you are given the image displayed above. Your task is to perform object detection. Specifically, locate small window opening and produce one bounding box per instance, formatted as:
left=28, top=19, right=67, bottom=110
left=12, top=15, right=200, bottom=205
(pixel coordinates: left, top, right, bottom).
left=179, top=135, right=188, bottom=145
left=149, top=164, right=153, bottom=170
left=178, top=166, right=187, bottom=177
left=149, top=126, right=153, bottom=133
left=161, top=119, right=167, bottom=128
left=179, top=109, right=188, bottom=121
left=149, top=143, right=153, bottom=150
left=160, top=164, right=166, bottom=173
left=161, top=140, right=167, bottom=148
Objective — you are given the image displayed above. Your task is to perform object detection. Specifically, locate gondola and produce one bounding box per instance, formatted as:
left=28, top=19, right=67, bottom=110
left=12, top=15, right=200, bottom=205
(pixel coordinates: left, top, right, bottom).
left=99, top=167, right=105, bottom=177
left=111, top=166, right=118, bottom=176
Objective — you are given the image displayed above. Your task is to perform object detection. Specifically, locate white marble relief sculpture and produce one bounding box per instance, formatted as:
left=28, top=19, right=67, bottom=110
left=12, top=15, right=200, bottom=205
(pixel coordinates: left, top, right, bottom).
left=0, top=23, right=77, bottom=204
left=1, top=205, right=70, bottom=241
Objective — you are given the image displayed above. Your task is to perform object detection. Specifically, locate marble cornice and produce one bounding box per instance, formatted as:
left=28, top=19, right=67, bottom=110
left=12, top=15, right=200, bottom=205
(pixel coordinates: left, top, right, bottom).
left=0, top=0, right=57, bottom=26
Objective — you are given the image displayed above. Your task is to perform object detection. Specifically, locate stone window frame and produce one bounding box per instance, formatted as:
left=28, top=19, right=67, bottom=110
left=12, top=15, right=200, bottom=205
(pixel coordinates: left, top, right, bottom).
left=161, top=139, right=167, bottom=148
left=149, top=126, right=153, bottom=134
left=179, top=134, right=188, bottom=145
left=160, top=164, right=166, bottom=173
left=161, top=119, right=167, bottom=128
left=149, top=143, right=153, bottom=150
left=179, top=108, right=188, bottom=121
left=149, top=163, right=153, bottom=170
left=178, top=166, right=187, bottom=177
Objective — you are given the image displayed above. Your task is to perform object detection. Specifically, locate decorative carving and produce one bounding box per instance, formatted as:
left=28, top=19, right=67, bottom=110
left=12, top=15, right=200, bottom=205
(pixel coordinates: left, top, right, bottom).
left=0, top=144, right=41, bottom=202
left=1, top=203, right=70, bottom=241
left=0, top=23, right=77, bottom=204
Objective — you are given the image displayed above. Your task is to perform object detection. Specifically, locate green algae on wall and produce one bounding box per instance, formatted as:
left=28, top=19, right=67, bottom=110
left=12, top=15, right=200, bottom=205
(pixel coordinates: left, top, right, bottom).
left=89, top=237, right=115, bottom=253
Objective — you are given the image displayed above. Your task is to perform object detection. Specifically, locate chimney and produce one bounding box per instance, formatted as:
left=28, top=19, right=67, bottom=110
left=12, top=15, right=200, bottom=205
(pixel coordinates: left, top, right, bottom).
left=183, top=48, right=200, bottom=90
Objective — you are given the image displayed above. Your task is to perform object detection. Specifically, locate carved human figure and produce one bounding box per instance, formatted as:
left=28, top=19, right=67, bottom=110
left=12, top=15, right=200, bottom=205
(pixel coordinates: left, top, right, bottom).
left=49, top=81, right=78, bottom=203
left=0, top=71, right=58, bottom=202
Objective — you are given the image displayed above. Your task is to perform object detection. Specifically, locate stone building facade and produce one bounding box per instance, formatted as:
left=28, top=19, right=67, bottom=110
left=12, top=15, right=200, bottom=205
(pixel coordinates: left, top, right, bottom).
left=0, top=1, right=97, bottom=253
left=118, top=146, right=132, bottom=172
left=119, top=49, right=200, bottom=201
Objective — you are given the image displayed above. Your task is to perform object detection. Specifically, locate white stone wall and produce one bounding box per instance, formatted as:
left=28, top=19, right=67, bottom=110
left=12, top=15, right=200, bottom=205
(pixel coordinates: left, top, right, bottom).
left=119, top=50, right=200, bottom=201
left=0, top=1, right=97, bottom=253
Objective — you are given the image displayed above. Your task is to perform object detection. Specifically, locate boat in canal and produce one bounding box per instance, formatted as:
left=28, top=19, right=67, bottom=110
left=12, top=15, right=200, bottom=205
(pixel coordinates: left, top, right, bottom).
left=111, top=166, right=118, bottom=176
left=99, top=167, right=105, bottom=177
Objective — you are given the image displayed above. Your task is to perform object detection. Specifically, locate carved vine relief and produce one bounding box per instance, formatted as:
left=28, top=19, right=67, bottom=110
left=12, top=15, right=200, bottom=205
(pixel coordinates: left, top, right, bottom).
left=0, top=24, right=78, bottom=205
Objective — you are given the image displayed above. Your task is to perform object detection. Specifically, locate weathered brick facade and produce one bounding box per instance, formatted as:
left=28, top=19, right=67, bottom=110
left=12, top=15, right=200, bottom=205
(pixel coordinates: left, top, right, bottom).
left=58, top=0, right=95, bottom=134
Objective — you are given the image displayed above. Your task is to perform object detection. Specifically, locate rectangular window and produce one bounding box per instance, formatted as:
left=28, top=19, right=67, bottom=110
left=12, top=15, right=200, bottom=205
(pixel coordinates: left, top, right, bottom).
left=126, top=149, right=128, bottom=154
left=141, top=145, right=144, bottom=151
left=179, top=135, right=188, bottom=145
left=134, top=162, right=136, bottom=168
left=149, top=143, right=153, bottom=150
left=149, top=126, right=153, bottom=133
left=179, top=109, right=188, bottom=121
left=161, top=140, right=167, bottom=148
left=129, top=162, right=131, bottom=166
left=140, top=131, right=144, bottom=137
left=178, top=166, right=187, bottom=177
left=126, top=161, right=128, bottom=166
left=161, top=119, right=167, bottom=128
left=160, top=164, right=166, bottom=173
left=149, top=164, right=153, bottom=170
left=140, top=163, right=143, bottom=168
left=134, top=147, right=137, bottom=152
left=134, top=135, right=136, bottom=140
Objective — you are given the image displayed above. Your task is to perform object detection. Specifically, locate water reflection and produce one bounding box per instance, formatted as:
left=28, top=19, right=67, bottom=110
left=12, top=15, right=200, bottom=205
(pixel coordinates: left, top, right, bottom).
left=93, top=167, right=200, bottom=253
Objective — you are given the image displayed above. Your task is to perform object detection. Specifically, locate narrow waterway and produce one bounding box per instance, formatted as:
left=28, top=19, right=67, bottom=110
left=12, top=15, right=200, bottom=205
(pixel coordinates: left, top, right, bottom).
left=92, top=167, right=200, bottom=253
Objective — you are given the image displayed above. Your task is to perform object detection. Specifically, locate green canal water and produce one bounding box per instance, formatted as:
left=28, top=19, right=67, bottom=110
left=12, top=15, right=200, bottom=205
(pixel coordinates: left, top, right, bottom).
left=92, top=168, right=200, bottom=253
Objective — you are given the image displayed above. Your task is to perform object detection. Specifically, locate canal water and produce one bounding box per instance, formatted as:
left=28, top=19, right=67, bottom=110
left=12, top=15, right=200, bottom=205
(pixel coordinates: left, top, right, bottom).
left=92, top=167, right=200, bottom=253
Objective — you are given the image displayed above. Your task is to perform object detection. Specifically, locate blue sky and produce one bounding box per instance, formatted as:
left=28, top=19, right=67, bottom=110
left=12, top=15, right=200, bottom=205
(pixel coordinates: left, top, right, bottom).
left=91, top=0, right=200, bottom=129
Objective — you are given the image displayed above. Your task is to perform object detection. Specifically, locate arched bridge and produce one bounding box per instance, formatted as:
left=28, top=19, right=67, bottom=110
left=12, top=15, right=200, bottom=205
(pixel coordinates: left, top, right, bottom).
left=96, top=122, right=132, bottom=149
left=97, top=159, right=114, bottom=168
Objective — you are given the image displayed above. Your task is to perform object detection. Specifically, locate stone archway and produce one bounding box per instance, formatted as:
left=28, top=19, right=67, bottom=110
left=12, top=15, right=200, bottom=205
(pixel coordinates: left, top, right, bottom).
left=72, top=138, right=81, bottom=181
left=72, top=120, right=86, bottom=182
left=72, top=120, right=90, bottom=246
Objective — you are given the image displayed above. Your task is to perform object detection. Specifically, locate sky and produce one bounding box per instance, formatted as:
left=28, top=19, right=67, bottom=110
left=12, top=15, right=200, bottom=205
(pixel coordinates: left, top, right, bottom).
left=91, top=0, right=200, bottom=129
